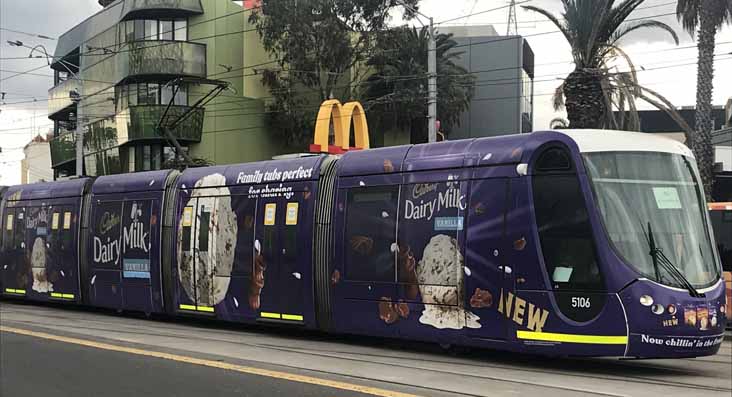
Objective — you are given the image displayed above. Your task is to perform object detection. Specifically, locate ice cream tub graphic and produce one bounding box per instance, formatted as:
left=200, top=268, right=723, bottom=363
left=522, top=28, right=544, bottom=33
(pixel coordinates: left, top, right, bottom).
left=683, top=306, right=697, bottom=327
left=697, top=306, right=709, bottom=330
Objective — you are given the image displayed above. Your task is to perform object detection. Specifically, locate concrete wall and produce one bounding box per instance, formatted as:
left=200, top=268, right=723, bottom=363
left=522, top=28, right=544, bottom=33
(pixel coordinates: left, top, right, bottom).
left=716, top=146, right=732, bottom=171
left=21, top=142, right=53, bottom=183
left=188, top=0, right=282, bottom=166
left=439, top=31, right=526, bottom=139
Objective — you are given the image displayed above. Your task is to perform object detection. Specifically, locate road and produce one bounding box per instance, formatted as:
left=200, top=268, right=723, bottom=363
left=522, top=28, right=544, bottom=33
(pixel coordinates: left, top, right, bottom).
left=1, top=300, right=730, bottom=397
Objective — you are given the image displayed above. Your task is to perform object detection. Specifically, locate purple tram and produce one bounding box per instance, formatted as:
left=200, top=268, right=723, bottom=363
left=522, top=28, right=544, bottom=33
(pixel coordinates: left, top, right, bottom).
left=0, top=130, right=726, bottom=358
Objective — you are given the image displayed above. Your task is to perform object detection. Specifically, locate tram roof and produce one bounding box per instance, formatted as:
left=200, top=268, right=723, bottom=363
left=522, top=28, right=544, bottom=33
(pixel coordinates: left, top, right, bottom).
left=337, top=130, right=693, bottom=177
left=92, top=170, right=173, bottom=194
left=3, top=178, right=91, bottom=201
left=558, top=129, right=693, bottom=157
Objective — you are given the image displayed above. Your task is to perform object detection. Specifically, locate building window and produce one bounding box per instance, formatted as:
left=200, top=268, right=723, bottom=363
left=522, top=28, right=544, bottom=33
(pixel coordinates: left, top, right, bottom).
left=134, top=20, right=145, bottom=41
left=116, top=83, right=189, bottom=110
left=144, top=20, right=158, bottom=41
left=121, top=18, right=188, bottom=43
left=160, top=20, right=173, bottom=41
left=161, top=84, right=174, bottom=105
left=174, top=19, right=187, bottom=41
left=174, top=85, right=187, bottom=106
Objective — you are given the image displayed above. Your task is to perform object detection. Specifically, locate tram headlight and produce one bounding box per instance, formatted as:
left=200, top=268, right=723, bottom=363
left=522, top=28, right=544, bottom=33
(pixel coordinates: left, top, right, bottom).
left=651, top=304, right=664, bottom=315
left=667, top=304, right=677, bottom=315
left=639, top=295, right=654, bottom=306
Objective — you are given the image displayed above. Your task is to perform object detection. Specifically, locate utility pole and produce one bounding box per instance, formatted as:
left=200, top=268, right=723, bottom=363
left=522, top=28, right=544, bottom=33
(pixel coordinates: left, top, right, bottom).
left=7, top=40, right=85, bottom=176
left=74, top=83, right=83, bottom=176
left=507, top=0, right=518, bottom=36
left=396, top=2, right=438, bottom=143
left=427, top=17, right=437, bottom=143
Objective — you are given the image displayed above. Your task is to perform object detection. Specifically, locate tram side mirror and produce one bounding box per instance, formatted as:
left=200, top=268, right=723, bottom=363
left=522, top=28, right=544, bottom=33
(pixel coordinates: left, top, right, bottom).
left=552, top=266, right=573, bottom=283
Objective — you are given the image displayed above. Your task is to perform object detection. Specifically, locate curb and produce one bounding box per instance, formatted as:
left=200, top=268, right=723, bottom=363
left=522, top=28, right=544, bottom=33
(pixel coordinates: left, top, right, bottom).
left=725, top=330, right=732, bottom=341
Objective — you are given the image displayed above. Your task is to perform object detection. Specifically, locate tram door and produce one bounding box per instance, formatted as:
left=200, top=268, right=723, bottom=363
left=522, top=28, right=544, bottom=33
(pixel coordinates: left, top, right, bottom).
left=255, top=197, right=305, bottom=323
left=180, top=197, right=219, bottom=313
left=2, top=207, right=27, bottom=294
left=464, top=178, right=512, bottom=340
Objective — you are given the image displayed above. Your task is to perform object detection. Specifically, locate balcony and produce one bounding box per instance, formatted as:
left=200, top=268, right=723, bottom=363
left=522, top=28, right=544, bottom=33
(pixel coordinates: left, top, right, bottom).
left=50, top=132, right=77, bottom=167
left=48, top=78, right=80, bottom=119
left=121, top=0, right=204, bottom=19
left=116, top=105, right=204, bottom=145
left=118, top=41, right=206, bottom=80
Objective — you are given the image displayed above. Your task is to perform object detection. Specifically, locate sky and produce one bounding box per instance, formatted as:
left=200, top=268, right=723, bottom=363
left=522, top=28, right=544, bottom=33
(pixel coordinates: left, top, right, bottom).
left=1, top=0, right=731, bottom=185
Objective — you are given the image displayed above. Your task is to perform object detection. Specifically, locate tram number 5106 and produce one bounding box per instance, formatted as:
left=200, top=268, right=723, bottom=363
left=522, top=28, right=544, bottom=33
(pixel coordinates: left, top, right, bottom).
left=571, top=296, right=591, bottom=308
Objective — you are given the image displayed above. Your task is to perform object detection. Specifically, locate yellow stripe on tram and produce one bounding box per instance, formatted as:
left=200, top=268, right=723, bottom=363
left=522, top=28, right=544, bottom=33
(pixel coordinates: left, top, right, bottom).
left=260, top=312, right=281, bottom=319
left=179, top=304, right=197, bottom=311
left=281, top=314, right=303, bottom=321
left=517, top=330, right=628, bottom=345
left=51, top=292, right=64, bottom=298
left=196, top=306, right=214, bottom=313
left=5, top=288, right=26, bottom=295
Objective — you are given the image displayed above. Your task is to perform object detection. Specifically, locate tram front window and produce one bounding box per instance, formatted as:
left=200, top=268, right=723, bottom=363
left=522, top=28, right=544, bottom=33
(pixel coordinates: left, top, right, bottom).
left=585, top=151, right=720, bottom=289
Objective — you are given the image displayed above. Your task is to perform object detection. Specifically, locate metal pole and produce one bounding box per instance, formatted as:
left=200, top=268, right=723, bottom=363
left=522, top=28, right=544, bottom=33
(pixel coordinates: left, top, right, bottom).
left=75, top=77, right=83, bottom=176
left=427, top=17, right=437, bottom=143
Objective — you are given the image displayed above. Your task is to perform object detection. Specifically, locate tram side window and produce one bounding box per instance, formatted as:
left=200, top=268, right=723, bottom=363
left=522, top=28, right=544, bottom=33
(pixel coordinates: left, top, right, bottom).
left=3, top=210, right=14, bottom=250
left=344, top=186, right=398, bottom=282
left=533, top=174, right=604, bottom=291
left=14, top=209, right=25, bottom=250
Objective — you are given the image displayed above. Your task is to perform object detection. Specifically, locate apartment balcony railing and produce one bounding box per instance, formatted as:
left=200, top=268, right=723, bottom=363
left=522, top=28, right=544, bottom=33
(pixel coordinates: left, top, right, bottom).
left=119, top=40, right=206, bottom=79
left=49, top=132, right=77, bottom=167
left=48, top=78, right=81, bottom=118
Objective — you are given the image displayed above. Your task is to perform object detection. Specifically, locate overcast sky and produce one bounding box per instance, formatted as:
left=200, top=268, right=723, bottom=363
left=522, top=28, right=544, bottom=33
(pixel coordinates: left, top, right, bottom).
left=1, top=0, right=731, bottom=185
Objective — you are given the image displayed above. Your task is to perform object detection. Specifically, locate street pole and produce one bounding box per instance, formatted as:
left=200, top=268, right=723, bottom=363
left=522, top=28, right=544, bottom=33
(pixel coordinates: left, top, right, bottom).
left=427, top=17, right=437, bottom=143
left=75, top=81, right=83, bottom=177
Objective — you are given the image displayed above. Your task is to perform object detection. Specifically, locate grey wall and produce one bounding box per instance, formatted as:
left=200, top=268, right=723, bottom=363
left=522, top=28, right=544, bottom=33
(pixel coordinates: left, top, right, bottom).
left=442, top=34, right=530, bottom=139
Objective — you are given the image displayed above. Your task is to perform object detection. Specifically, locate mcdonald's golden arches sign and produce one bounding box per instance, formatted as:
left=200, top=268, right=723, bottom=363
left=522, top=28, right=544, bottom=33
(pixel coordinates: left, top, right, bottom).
left=309, top=100, right=370, bottom=154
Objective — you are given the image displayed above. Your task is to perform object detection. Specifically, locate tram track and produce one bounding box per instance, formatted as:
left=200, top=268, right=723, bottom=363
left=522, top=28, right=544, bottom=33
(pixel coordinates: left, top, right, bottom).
left=2, top=303, right=730, bottom=396
left=255, top=343, right=731, bottom=394
left=2, top=319, right=729, bottom=395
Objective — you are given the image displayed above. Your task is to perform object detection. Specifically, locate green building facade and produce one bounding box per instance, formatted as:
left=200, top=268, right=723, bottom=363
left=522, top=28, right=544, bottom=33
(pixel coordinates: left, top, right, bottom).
left=48, top=0, right=280, bottom=179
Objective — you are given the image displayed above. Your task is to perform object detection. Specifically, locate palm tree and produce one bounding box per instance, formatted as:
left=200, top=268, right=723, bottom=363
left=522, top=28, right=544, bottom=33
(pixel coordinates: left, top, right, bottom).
left=676, top=0, right=732, bottom=199
left=523, top=0, right=679, bottom=129
left=362, top=27, right=475, bottom=144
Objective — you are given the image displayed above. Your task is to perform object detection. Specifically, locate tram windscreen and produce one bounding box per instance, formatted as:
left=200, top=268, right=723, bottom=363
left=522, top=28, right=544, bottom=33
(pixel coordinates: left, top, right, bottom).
left=584, top=151, right=720, bottom=288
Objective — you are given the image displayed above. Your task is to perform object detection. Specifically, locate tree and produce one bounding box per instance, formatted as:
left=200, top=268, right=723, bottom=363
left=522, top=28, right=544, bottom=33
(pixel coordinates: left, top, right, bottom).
left=249, top=0, right=419, bottom=148
left=676, top=0, right=732, bottom=199
left=362, top=26, right=475, bottom=144
left=523, top=0, right=679, bottom=129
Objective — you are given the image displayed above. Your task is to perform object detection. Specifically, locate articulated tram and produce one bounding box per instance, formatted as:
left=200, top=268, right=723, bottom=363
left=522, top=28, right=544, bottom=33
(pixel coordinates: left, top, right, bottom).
left=0, top=130, right=726, bottom=358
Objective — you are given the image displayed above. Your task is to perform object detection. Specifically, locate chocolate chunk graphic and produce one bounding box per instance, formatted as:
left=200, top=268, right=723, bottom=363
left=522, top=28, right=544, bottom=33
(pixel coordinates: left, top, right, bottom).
left=378, top=297, right=399, bottom=324
left=513, top=237, right=527, bottom=251
left=470, top=288, right=493, bottom=308
left=398, top=245, right=419, bottom=300
left=397, top=300, right=410, bottom=318
left=249, top=253, right=266, bottom=310
left=350, top=235, right=374, bottom=255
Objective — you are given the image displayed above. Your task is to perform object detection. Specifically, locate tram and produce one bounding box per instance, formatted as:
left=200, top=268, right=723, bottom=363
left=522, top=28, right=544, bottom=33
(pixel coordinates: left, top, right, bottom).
left=0, top=130, right=726, bottom=358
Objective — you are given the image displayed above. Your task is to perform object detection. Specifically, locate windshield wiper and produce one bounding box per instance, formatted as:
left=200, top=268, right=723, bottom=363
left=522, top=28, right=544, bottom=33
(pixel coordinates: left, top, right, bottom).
left=644, top=222, right=704, bottom=298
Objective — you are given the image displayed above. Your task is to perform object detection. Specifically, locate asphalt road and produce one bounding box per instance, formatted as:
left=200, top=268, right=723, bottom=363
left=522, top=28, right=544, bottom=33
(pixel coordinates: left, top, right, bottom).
left=1, top=300, right=730, bottom=397
left=0, top=331, right=374, bottom=397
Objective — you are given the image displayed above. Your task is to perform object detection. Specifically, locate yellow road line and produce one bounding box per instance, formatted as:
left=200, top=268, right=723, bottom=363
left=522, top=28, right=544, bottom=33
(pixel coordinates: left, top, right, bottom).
left=517, top=330, right=628, bottom=345
left=0, top=326, right=421, bottom=397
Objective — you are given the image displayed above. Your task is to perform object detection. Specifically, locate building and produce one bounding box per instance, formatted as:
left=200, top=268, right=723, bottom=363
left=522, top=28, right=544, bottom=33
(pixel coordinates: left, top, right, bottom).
left=713, top=100, right=732, bottom=201
left=439, top=25, right=534, bottom=138
left=48, top=0, right=279, bottom=179
left=20, top=134, right=54, bottom=184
